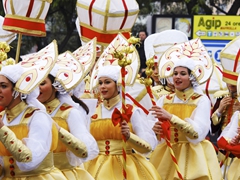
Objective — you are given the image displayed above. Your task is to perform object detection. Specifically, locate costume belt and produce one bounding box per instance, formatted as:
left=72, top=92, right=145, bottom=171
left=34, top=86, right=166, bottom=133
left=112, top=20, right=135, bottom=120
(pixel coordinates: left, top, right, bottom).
left=54, top=152, right=74, bottom=170
left=3, top=152, right=54, bottom=178
left=97, top=140, right=132, bottom=155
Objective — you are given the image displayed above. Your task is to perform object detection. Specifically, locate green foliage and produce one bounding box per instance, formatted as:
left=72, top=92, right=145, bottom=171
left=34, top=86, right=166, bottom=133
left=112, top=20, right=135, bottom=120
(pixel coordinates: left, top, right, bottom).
left=136, top=0, right=152, bottom=15
left=192, top=4, right=200, bottom=14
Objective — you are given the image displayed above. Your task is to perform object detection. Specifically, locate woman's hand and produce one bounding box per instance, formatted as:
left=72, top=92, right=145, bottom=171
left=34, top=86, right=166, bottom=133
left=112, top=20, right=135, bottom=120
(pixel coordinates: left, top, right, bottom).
left=152, top=121, right=163, bottom=137
left=121, top=121, right=130, bottom=140
left=218, top=97, right=232, bottom=113
left=149, top=105, right=172, bottom=121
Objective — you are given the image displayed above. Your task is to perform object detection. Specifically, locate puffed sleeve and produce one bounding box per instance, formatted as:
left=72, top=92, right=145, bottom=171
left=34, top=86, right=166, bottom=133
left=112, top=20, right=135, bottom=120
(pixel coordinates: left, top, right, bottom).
left=184, top=95, right=211, bottom=144
left=130, top=107, right=158, bottom=150
left=218, top=111, right=239, bottom=141
left=66, top=108, right=99, bottom=166
left=217, top=112, right=240, bottom=157
left=16, top=110, right=52, bottom=171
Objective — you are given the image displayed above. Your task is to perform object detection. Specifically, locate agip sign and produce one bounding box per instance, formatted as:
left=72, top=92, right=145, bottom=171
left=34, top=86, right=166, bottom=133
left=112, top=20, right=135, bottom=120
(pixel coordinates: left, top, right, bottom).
left=149, top=15, right=239, bottom=64
left=193, top=15, right=240, bottom=40
left=193, top=15, right=240, bottom=64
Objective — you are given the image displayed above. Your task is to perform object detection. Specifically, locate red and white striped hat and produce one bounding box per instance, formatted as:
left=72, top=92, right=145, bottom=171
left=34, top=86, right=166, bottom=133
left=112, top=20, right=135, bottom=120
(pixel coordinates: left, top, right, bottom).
left=220, top=36, right=240, bottom=85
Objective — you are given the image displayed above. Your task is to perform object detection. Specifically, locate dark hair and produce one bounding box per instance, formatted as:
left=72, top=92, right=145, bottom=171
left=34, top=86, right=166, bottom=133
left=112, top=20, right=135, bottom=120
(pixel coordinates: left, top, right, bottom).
left=48, top=74, right=59, bottom=97
left=48, top=74, right=89, bottom=114
left=71, top=95, right=89, bottom=115
left=174, top=66, right=192, bottom=75
left=137, top=30, right=148, bottom=37
left=48, top=74, right=55, bottom=83
left=11, top=82, right=15, bottom=89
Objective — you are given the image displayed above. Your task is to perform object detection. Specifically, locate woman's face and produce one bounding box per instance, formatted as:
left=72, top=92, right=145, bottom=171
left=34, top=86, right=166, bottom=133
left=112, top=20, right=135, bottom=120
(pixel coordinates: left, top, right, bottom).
left=37, top=77, right=56, bottom=103
left=151, top=64, right=160, bottom=84
left=227, top=83, right=237, bottom=94
left=0, top=75, right=18, bottom=109
left=173, top=66, right=191, bottom=91
left=98, top=77, right=118, bottom=100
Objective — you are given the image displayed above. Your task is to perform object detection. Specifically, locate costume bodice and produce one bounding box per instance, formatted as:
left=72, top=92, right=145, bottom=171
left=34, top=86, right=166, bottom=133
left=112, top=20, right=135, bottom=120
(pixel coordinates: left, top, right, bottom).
left=90, top=118, right=133, bottom=140
left=0, top=105, right=58, bottom=156
left=163, top=90, right=200, bottom=143
left=45, top=98, right=72, bottom=153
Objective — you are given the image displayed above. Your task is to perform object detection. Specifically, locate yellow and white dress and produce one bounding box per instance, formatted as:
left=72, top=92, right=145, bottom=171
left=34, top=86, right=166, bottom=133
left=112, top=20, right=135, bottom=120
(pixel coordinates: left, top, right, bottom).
left=150, top=88, right=223, bottom=180
left=44, top=98, right=98, bottom=180
left=85, top=95, right=161, bottom=180
left=0, top=101, right=67, bottom=179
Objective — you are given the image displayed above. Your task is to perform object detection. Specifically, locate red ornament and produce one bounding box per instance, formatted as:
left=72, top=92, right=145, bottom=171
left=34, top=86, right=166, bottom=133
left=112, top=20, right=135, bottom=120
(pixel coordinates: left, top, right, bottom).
left=26, top=76, right=31, bottom=82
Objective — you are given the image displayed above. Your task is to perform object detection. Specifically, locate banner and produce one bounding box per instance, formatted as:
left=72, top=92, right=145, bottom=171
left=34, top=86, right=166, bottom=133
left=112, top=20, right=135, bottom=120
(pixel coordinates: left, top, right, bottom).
left=193, top=15, right=240, bottom=40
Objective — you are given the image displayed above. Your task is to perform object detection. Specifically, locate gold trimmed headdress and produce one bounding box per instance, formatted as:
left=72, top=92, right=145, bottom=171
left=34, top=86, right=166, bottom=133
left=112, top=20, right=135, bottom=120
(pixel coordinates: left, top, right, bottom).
left=220, top=36, right=240, bottom=85
left=9, top=40, right=58, bottom=94
left=158, top=38, right=213, bottom=84
left=51, top=51, right=85, bottom=94
left=90, top=33, right=140, bottom=90
left=72, top=37, right=97, bottom=78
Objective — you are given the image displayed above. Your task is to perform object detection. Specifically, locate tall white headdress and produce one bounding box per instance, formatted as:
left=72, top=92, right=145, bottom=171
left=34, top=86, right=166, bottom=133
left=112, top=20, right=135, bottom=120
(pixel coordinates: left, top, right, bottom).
left=144, top=29, right=188, bottom=63
left=158, top=38, right=213, bottom=84
left=90, top=33, right=140, bottom=90
left=0, top=40, right=58, bottom=110
left=220, top=36, right=240, bottom=85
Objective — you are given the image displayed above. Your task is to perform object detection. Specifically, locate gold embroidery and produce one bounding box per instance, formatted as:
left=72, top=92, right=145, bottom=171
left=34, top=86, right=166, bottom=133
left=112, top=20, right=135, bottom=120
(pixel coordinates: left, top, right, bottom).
left=103, top=94, right=121, bottom=110
left=44, top=98, right=61, bottom=114
left=4, top=101, right=27, bottom=123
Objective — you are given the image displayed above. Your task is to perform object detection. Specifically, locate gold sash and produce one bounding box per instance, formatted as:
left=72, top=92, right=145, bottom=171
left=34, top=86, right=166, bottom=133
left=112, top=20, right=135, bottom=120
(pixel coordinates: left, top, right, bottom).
left=97, top=140, right=132, bottom=155
left=54, top=152, right=74, bottom=170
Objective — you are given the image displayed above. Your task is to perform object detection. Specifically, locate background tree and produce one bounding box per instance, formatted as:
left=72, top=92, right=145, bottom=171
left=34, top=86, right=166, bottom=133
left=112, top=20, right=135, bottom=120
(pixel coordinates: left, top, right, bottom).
left=151, top=0, right=239, bottom=15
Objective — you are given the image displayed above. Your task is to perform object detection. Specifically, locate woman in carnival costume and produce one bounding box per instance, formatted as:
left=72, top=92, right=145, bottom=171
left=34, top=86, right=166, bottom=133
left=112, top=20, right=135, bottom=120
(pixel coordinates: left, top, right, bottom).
left=149, top=38, right=223, bottom=180
left=37, top=51, right=99, bottom=180
left=85, top=65, right=161, bottom=180
left=0, top=41, right=67, bottom=179
left=84, top=34, right=161, bottom=180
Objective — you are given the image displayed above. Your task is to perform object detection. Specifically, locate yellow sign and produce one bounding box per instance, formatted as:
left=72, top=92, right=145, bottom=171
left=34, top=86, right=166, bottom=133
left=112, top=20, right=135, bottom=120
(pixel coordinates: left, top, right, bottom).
left=193, top=15, right=240, bottom=40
